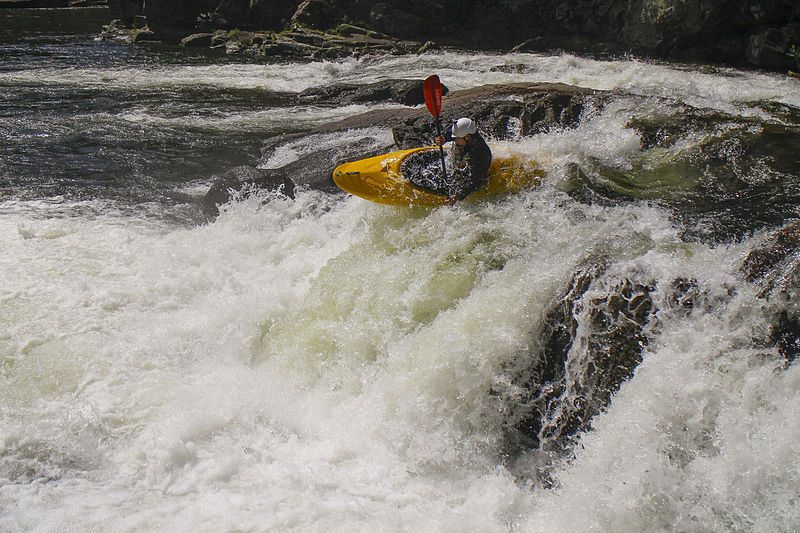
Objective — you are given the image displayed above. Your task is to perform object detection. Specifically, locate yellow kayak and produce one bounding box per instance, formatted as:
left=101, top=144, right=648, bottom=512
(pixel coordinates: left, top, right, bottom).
left=332, top=146, right=544, bottom=206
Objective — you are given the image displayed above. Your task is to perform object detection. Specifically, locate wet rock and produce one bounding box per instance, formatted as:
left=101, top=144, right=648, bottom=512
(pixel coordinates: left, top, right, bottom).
left=739, top=221, right=800, bottom=364
left=566, top=102, right=800, bottom=242
left=501, top=259, right=657, bottom=456
left=202, top=165, right=295, bottom=217
left=279, top=30, right=326, bottom=47
left=626, top=106, right=722, bottom=150
left=203, top=128, right=396, bottom=216
left=332, top=23, right=384, bottom=38
left=299, top=79, right=447, bottom=107
left=742, top=221, right=800, bottom=282
left=259, top=37, right=320, bottom=58
left=391, top=83, right=603, bottom=148
left=489, top=64, right=530, bottom=74
left=210, top=30, right=229, bottom=48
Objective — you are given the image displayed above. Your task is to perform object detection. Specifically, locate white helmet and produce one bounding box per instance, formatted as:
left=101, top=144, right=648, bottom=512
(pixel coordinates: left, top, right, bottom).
left=452, top=117, right=477, bottom=138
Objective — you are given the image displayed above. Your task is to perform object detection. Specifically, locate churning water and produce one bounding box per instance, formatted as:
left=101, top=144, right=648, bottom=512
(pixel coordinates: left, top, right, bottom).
left=2, top=7, right=800, bottom=532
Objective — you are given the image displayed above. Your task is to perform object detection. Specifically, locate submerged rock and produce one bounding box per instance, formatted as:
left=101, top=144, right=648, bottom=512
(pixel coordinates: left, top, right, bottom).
left=202, top=165, right=295, bottom=217
left=566, top=101, right=800, bottom=242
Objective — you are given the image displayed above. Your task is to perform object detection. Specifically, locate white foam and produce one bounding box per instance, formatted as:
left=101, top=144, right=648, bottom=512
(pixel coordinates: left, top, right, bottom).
left=4, top=51, right=797, bottom=114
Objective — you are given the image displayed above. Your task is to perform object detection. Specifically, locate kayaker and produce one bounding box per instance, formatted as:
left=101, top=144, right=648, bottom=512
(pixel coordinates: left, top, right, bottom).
left=435, top=117, right=492, bottom=203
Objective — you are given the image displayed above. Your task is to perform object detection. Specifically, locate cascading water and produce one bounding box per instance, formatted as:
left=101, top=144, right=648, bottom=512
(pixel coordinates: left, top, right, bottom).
left=2, top=7, right=800, bottom=532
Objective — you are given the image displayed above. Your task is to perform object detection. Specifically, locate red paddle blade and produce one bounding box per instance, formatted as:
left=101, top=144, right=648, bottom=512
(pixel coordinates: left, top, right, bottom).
left=423, top=74, right=442, bottom=117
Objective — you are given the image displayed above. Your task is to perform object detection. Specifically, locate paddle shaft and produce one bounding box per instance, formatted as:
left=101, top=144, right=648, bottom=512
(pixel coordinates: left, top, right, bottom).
left=434, top=118, right=447, bottom=180
left=423, top=75, right=448, bottom=183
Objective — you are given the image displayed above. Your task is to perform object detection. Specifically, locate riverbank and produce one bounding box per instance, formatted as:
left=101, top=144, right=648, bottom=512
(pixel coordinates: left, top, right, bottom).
left=93, top=0, right=800, bottom=72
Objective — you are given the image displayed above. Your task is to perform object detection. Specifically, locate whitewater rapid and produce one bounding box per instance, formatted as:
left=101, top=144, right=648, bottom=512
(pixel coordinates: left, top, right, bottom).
left=3, top=42, right=800, bottom=532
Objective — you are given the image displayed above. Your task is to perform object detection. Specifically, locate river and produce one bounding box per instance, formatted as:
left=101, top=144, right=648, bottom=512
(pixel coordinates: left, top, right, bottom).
left=2, top=7, right=800, bottom=532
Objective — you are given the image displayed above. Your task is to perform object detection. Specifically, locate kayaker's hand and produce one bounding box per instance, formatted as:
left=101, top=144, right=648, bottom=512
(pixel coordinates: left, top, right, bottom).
left=435, top=135, right=445, bottom=146
left=445, top=196, right=457, bottom=205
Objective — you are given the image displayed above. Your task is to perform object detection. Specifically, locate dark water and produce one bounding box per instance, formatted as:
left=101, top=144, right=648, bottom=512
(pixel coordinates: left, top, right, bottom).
left=0, top=7, right=294, bottom=209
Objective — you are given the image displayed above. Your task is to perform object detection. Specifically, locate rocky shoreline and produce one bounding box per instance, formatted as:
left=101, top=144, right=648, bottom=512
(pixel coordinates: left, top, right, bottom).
left=93, top=0, right=800, bottom=72
left=5, top=1, right=797, bottom=72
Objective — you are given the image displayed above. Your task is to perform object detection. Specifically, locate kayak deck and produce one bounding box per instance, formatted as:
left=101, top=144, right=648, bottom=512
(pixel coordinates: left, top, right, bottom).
left=332, top=146, right=544, bottom=206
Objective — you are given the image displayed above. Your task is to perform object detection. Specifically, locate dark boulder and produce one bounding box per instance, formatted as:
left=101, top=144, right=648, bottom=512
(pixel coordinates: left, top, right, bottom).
left=299, top=79, right=448, bottom=107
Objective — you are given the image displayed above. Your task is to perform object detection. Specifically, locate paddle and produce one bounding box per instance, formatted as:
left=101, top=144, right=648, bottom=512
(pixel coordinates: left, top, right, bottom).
left=423, top=74, right=448, bottom=183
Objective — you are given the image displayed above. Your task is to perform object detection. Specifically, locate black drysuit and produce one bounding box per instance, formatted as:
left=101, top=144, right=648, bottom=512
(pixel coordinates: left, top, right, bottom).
left=447, top=132, right=492, bottom=200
